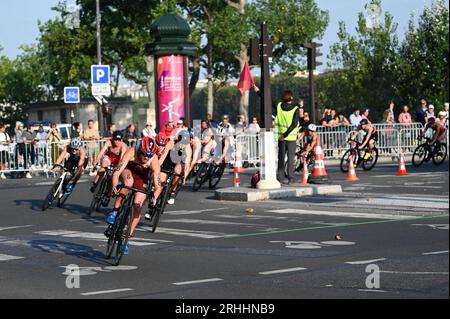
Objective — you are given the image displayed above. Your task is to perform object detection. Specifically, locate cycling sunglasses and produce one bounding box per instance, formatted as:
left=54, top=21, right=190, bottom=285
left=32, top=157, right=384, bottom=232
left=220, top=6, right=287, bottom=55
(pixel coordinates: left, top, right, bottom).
left=141, top=150, right=155, bottom=158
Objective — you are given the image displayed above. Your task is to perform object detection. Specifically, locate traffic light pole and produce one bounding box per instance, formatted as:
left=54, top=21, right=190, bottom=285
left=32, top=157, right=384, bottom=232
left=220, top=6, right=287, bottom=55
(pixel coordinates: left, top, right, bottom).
left=308, top=67, right=316, bottom=124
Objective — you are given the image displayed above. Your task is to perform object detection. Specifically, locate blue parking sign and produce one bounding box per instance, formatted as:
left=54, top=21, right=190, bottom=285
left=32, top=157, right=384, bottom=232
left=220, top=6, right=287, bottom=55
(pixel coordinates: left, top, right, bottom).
left=64, top=87, right=80, bottom=103
left=91, top=65, right=110, bottom=85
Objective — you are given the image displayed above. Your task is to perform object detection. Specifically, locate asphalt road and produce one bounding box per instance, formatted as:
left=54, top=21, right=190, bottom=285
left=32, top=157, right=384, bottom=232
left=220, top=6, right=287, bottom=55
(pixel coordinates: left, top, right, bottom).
left=0, top=160, right=448, bottom=299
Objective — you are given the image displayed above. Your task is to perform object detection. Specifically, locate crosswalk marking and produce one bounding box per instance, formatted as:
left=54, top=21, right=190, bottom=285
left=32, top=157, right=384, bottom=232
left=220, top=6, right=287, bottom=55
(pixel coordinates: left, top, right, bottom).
left=0, top=254, right=24, bottom=261
left=266, top=209, right=415, bottom=220
left=136, top=227, right=233, bottom=239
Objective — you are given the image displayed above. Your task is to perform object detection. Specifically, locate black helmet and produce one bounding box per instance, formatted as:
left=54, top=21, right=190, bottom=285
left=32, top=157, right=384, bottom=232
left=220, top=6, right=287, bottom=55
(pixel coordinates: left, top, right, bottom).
left=112, top=130, right=123, bottom=140
left=426, top=117, right=436, bottom=126
left=359, top=119, right=369, bottom=126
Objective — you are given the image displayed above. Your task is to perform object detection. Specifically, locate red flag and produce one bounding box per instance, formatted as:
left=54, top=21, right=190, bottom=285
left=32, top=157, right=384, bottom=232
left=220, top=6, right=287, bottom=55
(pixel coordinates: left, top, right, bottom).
left=237, top=63, right=255, bottom=95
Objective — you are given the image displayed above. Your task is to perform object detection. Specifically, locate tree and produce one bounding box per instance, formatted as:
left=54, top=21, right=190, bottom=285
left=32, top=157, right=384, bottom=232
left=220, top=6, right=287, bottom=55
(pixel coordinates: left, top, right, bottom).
left=397, top=0, right=449, bottom=108
left=322, top=0, right=400, bottom=119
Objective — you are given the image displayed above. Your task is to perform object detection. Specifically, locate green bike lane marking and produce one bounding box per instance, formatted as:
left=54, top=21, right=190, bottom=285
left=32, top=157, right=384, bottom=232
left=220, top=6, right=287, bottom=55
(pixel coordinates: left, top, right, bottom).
left=221, top=214, right=449, bottom=239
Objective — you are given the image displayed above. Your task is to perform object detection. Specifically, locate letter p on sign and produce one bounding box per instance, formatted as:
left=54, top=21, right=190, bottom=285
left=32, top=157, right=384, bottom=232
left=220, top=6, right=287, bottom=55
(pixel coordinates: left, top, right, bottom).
left=91, top=65, right=110, bottom=85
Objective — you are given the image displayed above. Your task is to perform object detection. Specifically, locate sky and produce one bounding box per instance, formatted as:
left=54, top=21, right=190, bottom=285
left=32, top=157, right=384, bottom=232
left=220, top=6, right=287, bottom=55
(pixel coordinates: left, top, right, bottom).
left=0, top=0, right=448, bottom=72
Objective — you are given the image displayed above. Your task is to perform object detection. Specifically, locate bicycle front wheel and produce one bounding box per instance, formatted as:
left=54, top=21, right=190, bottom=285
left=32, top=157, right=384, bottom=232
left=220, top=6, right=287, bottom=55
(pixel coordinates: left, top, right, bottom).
left=433, top=143, right=447, bottom=166
left=42, top=178, right=62, bottom=211
left=362, top=147, right=379, bottom=171
left=114, top=205, right=133, bottom=266
left=340, top=149, right=358, bottom=173
left=192, top=163, right=208, bottom=192
left=209, top=162, right=226, bottom=189
left=412, top=144, right=428, bottom=167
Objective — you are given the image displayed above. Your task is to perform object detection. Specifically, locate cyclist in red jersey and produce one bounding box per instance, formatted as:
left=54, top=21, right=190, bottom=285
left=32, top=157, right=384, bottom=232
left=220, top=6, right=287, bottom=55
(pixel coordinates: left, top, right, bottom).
left=90, top=130, right=128, bottom=193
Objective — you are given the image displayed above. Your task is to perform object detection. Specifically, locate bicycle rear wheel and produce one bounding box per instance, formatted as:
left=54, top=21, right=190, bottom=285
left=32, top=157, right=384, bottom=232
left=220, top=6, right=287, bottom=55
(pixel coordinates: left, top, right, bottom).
left=89, top=176, right=106, bottom=215
left=340, top=149, right=358, bottom=173
left=362, top=147, right=379, bottom=171
left=433, top=143, right=447, bottom=166
left=209, top=162, right=226, bottom=189
left=412, top=144, right=427, bottom=167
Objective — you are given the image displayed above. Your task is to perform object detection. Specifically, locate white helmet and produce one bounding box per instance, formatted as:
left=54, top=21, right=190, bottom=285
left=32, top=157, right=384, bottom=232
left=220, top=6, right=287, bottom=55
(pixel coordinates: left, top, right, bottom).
left=70, top=138, right=82, bottom=149
left=307, top=124, right=317, bottom=132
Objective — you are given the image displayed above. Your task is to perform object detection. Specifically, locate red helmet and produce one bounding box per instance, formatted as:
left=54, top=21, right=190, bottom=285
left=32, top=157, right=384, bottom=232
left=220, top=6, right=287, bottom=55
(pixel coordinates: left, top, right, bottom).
left=139, top=136, right=157, bottom=158
left=155, top=132, right=167, bottom=146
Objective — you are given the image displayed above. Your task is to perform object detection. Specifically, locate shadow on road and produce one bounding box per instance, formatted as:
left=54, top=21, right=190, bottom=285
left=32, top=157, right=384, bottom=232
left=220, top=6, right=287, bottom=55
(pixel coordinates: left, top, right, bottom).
left=29, top=239, right=110, bottom=266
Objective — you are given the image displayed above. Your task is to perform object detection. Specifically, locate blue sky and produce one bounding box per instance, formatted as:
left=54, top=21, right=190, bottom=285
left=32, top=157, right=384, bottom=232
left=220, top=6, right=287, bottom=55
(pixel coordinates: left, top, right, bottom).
left=0, top=0, right=447, bottom=71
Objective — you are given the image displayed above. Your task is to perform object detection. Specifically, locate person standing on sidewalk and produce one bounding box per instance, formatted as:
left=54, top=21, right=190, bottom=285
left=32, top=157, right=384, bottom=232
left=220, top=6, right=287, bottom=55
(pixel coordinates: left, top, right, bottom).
left=274, top=90, right=300, bottom=185
left=82, top=119, right=101, bottom=176
left=0, top=123, right=11, bottom=179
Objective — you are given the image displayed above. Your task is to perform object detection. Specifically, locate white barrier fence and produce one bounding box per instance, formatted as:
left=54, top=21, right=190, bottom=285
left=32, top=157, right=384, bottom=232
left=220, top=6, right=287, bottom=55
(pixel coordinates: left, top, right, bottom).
left=0, top=122, right=447, bottom=177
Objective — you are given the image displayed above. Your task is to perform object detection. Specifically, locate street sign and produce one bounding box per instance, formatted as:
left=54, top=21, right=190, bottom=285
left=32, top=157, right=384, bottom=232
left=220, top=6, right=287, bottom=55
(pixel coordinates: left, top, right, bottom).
left=91, top=84, right=111, bottom=96
left=91, top=65, right=110, bottom=85
left=64, top=87, right=80, bottom=103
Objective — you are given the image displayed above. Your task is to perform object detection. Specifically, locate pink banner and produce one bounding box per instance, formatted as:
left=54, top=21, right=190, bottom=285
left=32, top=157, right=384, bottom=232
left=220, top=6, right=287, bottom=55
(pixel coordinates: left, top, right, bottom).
left=157, top=55, right=185, bottom=130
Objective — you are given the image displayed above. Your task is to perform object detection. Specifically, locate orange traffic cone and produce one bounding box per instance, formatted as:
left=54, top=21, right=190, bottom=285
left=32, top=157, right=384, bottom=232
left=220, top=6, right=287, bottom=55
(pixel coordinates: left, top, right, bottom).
left=346, top=157, right=359, bottom=182
left=397, top=152, right=408, bottom=176
left=309, top=138, right=329, bottom=184
left=300, top=157, right=309, bottom=185
left=235, top=145, right=243, bottom=173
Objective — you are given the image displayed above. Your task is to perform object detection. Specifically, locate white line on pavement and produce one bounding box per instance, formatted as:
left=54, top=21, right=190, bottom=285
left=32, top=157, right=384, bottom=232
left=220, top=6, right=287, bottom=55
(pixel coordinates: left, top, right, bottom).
left=164, top=208, right=229, bottom=216
left=422, top=250, right=449, bottom=256
left=0, top=254, right=25, bottom=261
left=345, top=258, right=387, bottom=265
left=358, top=289, right=388, bottom=293
left=0, top=225, right=34, bottom=232
left=259, top=267, right=307, bottom=275
left=173, top=278, right=224, bottom=286
left=265, top=209, right=416, bottom=220
left=81, top=288, right=134, bottom=296
left=162, top=219, right=262, bottom=226
left=136, top=227, right=233, bottom=239
left=379, top=271, right=449, bottom=275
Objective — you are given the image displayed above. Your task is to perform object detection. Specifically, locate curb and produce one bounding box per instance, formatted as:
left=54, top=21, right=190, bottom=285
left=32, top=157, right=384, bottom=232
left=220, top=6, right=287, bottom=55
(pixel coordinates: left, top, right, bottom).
left=215, top=185, right=343, bottom=202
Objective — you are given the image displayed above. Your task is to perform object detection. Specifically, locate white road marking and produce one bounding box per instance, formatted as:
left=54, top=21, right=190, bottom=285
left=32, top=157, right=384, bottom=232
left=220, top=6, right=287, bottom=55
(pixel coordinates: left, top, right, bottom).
left=379, top=271, right=449, bottom=275
left=422, top=250, right=449, bottom=256
left=345, top=258, right=387, bottom=265
left=36, top=180, right=88, bottom=186
left=215, top=214, right=293, bottom=221
left=173, top=278, right=223, bottom=286
left=412, top=224, right=449, bottom=230
left=0, top=254, right=24, bottom=261
left=136, top=227, right=233, bottom=239
left=270, top=240, right=355, bottom=250
left=0, top=225, right=34, bottom=232
left=164, top=208, right=229, bottom=216
left=36, top=230, right=172, bottom=246
left=358, top=289, right=388, bottom=293
left=162, top=219, right=261, bottom=226
left=259, top=267, right=307, bottom=275
left=81, top=288, right=134, bottom=296
left=266, top=209, right=415, bottom=220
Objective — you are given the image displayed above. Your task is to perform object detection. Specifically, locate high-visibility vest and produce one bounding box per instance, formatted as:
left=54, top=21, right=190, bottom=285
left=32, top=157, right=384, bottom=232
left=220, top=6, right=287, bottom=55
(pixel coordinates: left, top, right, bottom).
left=274, top=103, right=299, bottom=141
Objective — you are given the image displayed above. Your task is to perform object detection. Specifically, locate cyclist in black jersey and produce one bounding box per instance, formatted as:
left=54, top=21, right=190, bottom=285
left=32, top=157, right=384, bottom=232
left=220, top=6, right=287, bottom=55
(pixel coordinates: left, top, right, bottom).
left=350, top=119, right=378, bottom=153
left=51, top=138, right=86, bottom=193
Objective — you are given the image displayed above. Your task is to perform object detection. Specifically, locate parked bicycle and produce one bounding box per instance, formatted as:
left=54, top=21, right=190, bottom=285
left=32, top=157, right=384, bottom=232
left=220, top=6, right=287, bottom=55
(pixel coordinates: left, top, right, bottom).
left=41, top=164, right=74, bottom=211
left=340, top=139, right=379, bottom=173
left=192, top=159, right=226, bottom=192
left=412, top=136, right=447, bottom=167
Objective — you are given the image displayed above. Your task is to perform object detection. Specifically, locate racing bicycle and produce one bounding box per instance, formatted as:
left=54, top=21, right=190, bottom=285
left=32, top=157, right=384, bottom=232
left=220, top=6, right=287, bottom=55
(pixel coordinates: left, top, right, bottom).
left=340, top=139, right=379, bottom=173
left=42, top=164, right=74, bottom=211
left=192, top=159, right=226, bottom=192
left=284, top=145, right=315, bottom=177
left=412, top=136, right=447, bottom=167
left=88, top=165, right=117, bottom=215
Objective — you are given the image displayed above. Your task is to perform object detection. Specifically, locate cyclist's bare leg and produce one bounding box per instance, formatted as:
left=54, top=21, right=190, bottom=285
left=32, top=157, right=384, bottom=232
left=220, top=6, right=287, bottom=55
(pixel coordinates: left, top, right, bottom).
left=112, top=169, right=132, bottom=211
left=94, top=158, right=109, bottom=184
left=152, top=172, right=167, bottom=206
left=191, top=138, right=202, bottom=171
left=130, top=193, right=146, bottom=237
left=171, top=163, right=183, bottom=193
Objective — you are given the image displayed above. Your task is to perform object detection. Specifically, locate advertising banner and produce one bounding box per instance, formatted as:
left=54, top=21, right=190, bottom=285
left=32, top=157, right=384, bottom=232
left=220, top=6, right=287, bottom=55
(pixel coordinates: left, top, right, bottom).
left=157, top=55, right=185, bottom=129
